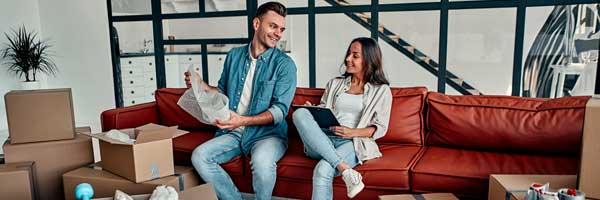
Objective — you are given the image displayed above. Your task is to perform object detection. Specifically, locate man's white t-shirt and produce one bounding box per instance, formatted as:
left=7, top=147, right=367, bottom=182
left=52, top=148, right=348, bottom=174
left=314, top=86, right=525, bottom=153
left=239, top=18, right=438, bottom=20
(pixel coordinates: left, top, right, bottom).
left=234, top=57, right=257, bottom=132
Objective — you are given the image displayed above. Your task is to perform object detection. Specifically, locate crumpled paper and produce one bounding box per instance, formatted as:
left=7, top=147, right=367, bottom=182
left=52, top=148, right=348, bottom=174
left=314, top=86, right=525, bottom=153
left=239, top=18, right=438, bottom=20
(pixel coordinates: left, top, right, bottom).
left=114, top=190, right=133, bottom=200
left=149, top=185, right=178, bottom=200
left=106, top=129, right=135, bottom=144
left=177, top=65, right=230, bottom=124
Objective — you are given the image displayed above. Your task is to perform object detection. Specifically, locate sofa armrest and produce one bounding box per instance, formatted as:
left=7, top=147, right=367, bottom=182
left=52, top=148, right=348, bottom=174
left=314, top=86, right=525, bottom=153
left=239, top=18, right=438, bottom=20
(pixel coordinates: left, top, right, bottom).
left=101, top=102, right=159, bottom=131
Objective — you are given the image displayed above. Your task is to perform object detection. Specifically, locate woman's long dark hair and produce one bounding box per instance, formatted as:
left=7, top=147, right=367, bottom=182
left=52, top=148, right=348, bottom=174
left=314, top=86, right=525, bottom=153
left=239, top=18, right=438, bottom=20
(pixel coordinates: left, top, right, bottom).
left=342, top=37, right=389, bottom=85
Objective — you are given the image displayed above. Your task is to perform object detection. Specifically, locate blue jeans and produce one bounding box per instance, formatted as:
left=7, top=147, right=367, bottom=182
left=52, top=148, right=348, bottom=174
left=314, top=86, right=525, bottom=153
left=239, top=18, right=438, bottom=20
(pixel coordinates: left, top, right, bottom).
left=191, top=131, right=287, bottom=200
left=292, top=108, right=359, bottom=200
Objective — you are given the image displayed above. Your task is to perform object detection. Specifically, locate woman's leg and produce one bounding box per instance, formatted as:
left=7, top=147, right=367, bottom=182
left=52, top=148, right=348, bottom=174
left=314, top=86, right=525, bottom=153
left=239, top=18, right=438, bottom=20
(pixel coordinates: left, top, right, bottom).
left=311, top=138, right=361, bottom=199
left=292, top=108, right=344, bottom=167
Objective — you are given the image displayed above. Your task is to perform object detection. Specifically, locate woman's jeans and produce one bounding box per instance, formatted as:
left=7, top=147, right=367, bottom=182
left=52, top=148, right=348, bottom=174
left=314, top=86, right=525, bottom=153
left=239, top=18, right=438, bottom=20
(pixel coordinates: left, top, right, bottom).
left=292, top=108, right=359, bottom=200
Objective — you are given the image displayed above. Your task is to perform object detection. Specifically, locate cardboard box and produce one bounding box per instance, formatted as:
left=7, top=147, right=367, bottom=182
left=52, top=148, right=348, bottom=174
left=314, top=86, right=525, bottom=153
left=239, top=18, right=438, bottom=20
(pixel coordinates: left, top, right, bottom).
left=82, top=123, right=187, bottom=183
left=92, top=183, right=217, bottom=200
left=379, top=193, right=458, bottom=200
left=4, top=88, right=76, bottom=144
left=3, top=131, right=94, bottom=200
left=0, top=161, right=36, bottom=200
left=63, top=164, right=200, bottom=200
left=579, top=97, right=600, bottom=199
left=488, top=174, right=577, bottom=200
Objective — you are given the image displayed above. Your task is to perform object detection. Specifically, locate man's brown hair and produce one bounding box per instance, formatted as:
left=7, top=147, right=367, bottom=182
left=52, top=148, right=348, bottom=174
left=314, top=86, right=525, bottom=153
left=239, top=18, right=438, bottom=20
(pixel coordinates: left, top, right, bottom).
left=255, top=2, right=287, bottom=19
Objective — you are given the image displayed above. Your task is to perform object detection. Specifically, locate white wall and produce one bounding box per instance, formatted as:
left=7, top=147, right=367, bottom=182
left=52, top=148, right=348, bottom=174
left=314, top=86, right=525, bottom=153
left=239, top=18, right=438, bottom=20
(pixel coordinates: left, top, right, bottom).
left=0, top=0, right=42, bottom=131
left=36, top=0, right=115, bottom=133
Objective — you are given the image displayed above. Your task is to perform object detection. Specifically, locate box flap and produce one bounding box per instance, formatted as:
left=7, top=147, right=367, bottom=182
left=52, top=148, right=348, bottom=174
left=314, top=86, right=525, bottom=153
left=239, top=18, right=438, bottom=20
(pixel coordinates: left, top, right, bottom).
left=134, top=123, right=188, bottom=144
left=135, top=126, right=176, bottom=144
left=80, top=129, right=135, bottom=146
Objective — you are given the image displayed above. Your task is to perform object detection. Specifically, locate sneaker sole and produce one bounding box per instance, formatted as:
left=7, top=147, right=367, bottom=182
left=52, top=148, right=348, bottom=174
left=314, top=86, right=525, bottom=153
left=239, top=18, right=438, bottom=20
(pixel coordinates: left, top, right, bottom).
left=347, top=182, right=365, bottom=198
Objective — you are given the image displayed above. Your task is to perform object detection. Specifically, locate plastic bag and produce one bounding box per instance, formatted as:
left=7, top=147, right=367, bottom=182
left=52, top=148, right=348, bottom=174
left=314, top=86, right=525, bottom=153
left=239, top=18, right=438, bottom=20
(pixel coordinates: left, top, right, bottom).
left=177, top=65, right=230, bottom=125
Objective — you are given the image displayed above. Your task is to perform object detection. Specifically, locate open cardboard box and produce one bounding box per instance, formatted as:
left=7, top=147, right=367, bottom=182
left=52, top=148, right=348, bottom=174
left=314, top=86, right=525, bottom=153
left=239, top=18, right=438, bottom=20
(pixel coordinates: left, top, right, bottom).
left=81, top=123, right=188, bottom=183
left=92, top=183, right=217, bottom=200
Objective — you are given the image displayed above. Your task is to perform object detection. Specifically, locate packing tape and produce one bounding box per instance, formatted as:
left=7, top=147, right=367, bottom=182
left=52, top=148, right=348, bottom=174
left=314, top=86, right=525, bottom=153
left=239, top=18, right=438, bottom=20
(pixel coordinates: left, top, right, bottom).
left=150, top=164, right=160, bottom=180
left=174, top=172, right=184, bottom=191
left=412, top=194, right=426, bottom=200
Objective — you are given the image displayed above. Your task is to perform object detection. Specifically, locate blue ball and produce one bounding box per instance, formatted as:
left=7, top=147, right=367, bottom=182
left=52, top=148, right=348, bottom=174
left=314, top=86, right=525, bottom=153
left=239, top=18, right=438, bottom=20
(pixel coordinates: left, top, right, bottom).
left=75, top=183, right=94, bottom=200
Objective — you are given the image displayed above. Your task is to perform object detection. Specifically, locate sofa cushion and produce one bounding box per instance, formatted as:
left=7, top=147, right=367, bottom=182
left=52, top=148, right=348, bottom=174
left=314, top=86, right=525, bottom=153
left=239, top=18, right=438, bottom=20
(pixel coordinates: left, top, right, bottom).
left=411, top=146, right=578, bottom=198
left=155, top=88, right=216, bottom=131
left=378, top=87, right=427, bottom=145
left=172, top=131, right=244, bottom=176
left=274, top=138, right=422, bottom=191
left=426, top=92, right=590, bottom=155
left=289, top=87, right=427, bottom=145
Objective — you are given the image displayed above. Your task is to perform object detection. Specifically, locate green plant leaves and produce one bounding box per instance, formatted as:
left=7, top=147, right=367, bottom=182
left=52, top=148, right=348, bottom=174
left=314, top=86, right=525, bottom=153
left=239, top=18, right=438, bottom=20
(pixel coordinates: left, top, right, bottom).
left=1, top=25, right=57, bottom=82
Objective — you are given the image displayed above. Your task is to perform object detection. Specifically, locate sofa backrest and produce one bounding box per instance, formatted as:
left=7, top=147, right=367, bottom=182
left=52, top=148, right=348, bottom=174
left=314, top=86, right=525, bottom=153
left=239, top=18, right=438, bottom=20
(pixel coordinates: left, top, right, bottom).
left=425, top=92, right=590, bottom=155
left=289, top=87, right=427, bottom=145
left=154, top=87, right=427, bottom=145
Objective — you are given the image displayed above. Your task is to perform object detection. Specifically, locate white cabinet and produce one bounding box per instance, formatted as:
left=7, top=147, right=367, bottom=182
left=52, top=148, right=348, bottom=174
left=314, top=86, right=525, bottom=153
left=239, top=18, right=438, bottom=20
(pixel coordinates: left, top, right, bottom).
left=207, top=55, right=226, bottom=86
left=120, top=56, right=157, bottom=106
left=120, top=54, right=203, bottom=107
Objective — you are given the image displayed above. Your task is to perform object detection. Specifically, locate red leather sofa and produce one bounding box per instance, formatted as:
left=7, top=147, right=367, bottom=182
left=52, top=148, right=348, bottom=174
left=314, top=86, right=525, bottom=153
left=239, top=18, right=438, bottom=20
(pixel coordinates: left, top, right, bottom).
left=101, top=87, right=590, bottom=199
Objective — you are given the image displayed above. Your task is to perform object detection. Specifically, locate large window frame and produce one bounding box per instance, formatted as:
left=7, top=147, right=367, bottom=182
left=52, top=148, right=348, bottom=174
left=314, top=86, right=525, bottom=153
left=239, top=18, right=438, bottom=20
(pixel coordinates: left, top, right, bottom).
left=106, top=0, right=600, bottom=107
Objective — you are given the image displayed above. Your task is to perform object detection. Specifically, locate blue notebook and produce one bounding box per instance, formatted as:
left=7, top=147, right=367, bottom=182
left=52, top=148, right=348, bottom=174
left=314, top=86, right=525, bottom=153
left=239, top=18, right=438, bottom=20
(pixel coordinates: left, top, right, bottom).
left=292, top=105, right=340, bottom=128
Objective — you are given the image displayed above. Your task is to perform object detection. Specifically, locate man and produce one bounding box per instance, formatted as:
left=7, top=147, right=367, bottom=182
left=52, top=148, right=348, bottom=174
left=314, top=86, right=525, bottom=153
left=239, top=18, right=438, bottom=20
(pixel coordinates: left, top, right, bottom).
left=184, top=2, right=296, bottom=200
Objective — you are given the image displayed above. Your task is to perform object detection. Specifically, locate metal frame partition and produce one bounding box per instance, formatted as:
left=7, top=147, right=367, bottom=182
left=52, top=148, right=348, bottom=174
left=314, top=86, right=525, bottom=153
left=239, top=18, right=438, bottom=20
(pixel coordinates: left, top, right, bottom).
left=106, top=0, right=600, bottom=107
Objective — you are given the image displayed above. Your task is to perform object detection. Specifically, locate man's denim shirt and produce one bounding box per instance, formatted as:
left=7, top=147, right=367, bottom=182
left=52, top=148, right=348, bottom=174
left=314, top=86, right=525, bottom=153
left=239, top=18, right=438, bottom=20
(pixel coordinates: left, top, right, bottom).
left=215, top=43, right=297, bottom=155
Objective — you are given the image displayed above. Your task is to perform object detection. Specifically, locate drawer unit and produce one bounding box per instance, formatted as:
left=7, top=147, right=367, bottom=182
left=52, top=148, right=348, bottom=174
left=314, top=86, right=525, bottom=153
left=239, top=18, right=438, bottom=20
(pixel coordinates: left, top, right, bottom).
left=121, top=66, right=143, bottom=78
left=122, top=76, right=145, bottom=87
left=123, top=96, right=146, bottom=107
left=122, top=86, right=145, bottom=98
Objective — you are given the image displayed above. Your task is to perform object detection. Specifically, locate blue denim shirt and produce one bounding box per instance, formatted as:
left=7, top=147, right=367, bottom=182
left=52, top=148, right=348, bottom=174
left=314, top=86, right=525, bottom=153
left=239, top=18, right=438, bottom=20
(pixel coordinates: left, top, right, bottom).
left=215, top=43, right=297, bottom=155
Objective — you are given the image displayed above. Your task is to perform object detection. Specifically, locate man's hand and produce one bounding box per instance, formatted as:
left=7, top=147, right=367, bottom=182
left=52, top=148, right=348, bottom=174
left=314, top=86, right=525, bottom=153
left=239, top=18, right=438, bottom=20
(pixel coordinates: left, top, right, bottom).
left=184, top=71, right=213, bottom=91
left=330, top=126, right=355, bottom=139
left=215, top=111, right=248, bottom=130
left=184, top=71, right=192, bottom=88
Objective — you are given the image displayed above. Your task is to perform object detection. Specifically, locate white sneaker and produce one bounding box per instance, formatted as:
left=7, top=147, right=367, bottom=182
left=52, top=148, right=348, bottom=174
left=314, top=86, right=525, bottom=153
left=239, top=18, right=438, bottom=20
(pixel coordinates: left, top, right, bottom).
left=341, top=168, right=365, bottom=198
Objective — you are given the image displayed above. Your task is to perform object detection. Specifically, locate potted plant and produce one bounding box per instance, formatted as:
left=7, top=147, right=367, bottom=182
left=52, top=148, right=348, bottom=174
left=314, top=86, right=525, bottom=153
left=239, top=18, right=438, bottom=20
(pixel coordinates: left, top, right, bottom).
left=1, top=26, right=57, bottom=90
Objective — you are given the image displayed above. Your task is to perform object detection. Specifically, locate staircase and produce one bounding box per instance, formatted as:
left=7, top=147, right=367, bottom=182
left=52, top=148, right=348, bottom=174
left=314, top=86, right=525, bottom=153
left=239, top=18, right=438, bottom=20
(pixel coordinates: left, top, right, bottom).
left=327, top=0, right=482, bottom=95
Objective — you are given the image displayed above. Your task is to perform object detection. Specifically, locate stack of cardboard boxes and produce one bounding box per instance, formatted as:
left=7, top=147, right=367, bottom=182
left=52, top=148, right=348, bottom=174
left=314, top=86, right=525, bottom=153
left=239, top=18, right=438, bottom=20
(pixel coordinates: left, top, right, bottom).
left=1, top=89, right=214, bottom=199
left=63, top=123, right=206, bottom=199
left=1, top=89, right=94, bottom=200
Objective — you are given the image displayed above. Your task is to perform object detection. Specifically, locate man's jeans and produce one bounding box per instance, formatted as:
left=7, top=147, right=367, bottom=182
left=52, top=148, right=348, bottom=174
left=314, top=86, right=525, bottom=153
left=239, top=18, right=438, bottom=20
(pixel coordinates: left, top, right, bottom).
left=191, top=131, right=287, bottom=200
left=292, top=108, right=359, bottom=200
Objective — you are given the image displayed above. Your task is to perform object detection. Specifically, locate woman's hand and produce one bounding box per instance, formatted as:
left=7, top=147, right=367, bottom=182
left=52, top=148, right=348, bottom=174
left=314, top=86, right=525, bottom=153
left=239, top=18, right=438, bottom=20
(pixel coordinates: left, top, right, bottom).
left=330, top=126, right=355, bottom=138
left=304, top=101, right=313, bottom=106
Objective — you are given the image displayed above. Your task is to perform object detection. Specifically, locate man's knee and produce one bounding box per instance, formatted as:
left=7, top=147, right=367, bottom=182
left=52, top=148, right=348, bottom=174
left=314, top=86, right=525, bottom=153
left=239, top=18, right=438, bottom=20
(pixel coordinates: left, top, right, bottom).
left=191, top=144, right=212, bottom=165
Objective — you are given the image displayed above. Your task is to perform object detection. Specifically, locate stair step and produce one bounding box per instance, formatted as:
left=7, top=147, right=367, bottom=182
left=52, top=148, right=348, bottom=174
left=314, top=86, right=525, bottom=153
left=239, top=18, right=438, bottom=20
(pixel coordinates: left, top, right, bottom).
left=402, top=45, right=415, bottom=53
left=450, top=78, right=464, bottom=85
left=356, top=13, right=371, bottom=21
left=467, top=89, right=481, bottom=95
left=418, top=56, right=431, bottom=64
left=337, top=0, right=350, bottom=6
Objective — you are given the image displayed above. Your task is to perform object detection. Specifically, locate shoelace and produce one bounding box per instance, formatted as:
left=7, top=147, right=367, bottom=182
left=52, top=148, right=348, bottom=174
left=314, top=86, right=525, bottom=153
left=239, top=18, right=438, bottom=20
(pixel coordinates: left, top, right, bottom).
left=348, top=171, right=361, bottom=185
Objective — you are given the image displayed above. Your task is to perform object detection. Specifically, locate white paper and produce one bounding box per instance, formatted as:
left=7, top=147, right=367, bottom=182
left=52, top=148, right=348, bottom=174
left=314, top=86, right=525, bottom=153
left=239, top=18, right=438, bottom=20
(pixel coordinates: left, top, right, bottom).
left=177, top=65, right=230, bottom=125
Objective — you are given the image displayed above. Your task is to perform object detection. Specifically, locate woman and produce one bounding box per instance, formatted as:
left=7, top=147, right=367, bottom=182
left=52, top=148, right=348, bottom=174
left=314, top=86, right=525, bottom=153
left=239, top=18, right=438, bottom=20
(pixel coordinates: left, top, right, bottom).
left=292, top=37, right=392, bottom=199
